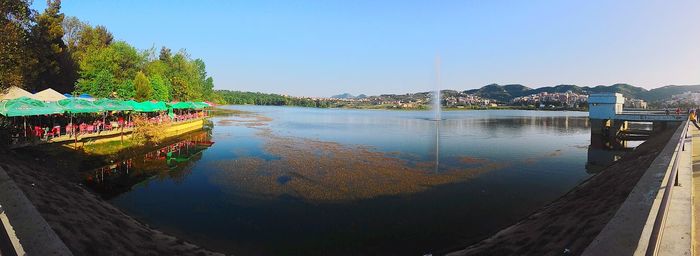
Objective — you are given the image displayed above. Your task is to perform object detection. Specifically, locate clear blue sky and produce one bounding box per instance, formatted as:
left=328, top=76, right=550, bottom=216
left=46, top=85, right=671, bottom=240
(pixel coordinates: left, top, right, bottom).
left=34, top=0, right=700, bottom=97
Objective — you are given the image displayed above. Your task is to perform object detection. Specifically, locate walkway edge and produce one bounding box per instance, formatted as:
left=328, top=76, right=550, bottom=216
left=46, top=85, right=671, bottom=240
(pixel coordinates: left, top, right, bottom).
left=0, top=166, right=72, bottom=255
left=583, top=123, right=685, bottom=256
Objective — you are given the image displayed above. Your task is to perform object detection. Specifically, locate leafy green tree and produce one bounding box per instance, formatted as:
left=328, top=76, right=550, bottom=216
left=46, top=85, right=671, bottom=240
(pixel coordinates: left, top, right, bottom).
left=109, top=41, right=144, bottom=81
left=0, top=0, right=35, bottom=90
left=31, top=0, right=72, bottom=92
left=168, top=51, right=200, bottom=100
left=116, top=80, right=135, bottom=99
left=170, top=76, right=189, bottom=101
left=142, top=58, right=171, bottom=101
left=75, top=69, right=115, bottom=97
left=149, top=74, right=170, bottom=101
left=134, top=71, right=152, bottom=101
left=69, top=23, right=113, bottom=63
left=75, top=41, right=144, bottom=97
left=194, top=59, right=214, bottom=99
left=1, top=4, right=217, bottom=100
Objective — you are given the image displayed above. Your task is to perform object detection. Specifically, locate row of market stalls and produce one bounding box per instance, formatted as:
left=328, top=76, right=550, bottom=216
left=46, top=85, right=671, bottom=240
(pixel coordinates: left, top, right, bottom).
left=0, top=87, right=212, bottom=145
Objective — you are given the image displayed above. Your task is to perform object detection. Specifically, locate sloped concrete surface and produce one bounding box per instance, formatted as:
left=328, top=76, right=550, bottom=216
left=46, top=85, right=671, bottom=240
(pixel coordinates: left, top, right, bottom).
left=0, top=166, right=72, bottom=255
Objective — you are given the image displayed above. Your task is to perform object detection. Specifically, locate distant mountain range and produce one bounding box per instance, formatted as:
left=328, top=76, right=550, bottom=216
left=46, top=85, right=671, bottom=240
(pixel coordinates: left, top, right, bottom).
left=331, top=93, right=367, bottom=99
left=463, top=83, right=700, bottom=102
left=333, top=83, right=700, bottom=103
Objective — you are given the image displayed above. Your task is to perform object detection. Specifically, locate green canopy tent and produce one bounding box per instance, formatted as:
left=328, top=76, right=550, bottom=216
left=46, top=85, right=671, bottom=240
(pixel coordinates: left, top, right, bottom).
left=93, top=99, right=134, bottom=111
left=57, top=98, right=105, bottom=146
left=93, top=99, right=135, bottom=132
left=169, top=101, right=198, bottom=109
left=57, top=98, right=104, bottom=114
left=168, top=101, right=209, bottom=120
left=193, top=102, right=210, bottom=109
left=151, top=101, right=168, bottom=111
left=124, top=100, right=140, bottom=109
left=0, top=97, right=65, bottom=137
left=0, top=97, right=64, bottom=117
left=131, top=101, right=168, bottom=112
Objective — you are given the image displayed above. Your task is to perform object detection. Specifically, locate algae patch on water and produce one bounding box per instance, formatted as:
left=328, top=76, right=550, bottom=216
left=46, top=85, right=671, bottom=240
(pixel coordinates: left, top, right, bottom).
left=208, top=113, right=507, bottom=202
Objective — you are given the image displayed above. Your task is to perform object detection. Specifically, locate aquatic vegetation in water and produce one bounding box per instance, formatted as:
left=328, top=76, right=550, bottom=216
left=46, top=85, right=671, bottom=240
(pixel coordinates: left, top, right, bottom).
left=457, top=156, right=489, bottom=164
left=209, top=113, right=508, bottom=202
left=216, top=114, right=273, bottom=128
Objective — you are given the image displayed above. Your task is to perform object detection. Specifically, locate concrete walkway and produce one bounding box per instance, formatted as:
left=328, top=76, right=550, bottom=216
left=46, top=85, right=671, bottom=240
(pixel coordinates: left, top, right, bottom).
left=583, top=122, right=692, bottom=256
left=692, top=125, right=700, bottom=255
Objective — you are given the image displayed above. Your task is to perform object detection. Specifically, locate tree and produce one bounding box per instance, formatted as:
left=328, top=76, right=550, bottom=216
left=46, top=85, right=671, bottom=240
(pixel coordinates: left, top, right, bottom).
left=70, top=23, right=113, bottom=62
left=73, top=68, right=117, bottom=98
left=158, top=46, right=171, bottom=62
left=0, top=0, right=35, bottom=90
left=2, top=3, right=217, bottom=100
left=168, top=51, right=198, bottom=100
left=75, top=41, right=144, bottom=97
left=32, top=0, right=73, bottom=92
left=170, top=76, right=188, bottom=101
left=194, top=58, right=214, bottom=99
left=149, top=74, right=170, bottom=101
left=134, top=71, right=152, bottom=101
left=116, top=80, right=134, bottom=99
left=62, top=16, right=85, bottom=51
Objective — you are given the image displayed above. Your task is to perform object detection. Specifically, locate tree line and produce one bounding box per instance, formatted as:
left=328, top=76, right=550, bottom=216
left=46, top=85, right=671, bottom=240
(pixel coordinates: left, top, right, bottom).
left=214, top=90, right=331, bottom=108
left=1, top=0, right=214, bottom=101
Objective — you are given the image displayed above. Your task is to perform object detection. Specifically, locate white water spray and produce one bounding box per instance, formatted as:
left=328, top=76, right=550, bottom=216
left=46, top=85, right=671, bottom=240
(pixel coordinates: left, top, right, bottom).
left=433, top=55, right=442, bottom=121
left=434, top=55, right=441, bottom=173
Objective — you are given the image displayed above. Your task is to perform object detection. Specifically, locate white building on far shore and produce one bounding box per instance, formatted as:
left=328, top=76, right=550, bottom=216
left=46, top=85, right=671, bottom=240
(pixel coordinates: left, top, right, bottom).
left=624, top=98, right=647, bottom=109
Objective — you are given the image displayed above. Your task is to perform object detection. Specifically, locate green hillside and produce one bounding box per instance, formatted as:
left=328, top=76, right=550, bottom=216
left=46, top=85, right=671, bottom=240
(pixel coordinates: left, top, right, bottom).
left=641, top=85, right=700, bottom=102
left=461, top=83, right=700, bottom=103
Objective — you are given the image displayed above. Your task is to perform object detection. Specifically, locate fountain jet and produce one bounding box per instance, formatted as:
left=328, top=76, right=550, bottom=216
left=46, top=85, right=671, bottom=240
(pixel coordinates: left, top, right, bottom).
left=433, top=55, right=442, bottom=121
left=434, top=54, right=441, bottom=173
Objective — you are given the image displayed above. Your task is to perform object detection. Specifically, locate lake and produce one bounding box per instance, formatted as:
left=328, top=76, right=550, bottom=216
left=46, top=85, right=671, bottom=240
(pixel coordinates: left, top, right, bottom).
left=84, top=106, right=595, bottom=255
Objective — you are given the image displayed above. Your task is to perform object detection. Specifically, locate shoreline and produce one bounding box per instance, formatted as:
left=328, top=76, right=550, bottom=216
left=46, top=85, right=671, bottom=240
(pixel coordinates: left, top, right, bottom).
left=222, top=104, right=588, bottom=112
left=444, top=124, right=677, bottom=255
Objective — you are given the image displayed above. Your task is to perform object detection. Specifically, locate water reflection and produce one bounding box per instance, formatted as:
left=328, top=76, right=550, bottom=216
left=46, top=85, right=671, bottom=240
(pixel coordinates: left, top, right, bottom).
left=585, top=122, right=650, bottom=173
left=84, top=131, right=214, bottom=199
left=83, top=107, right=598, bottom=255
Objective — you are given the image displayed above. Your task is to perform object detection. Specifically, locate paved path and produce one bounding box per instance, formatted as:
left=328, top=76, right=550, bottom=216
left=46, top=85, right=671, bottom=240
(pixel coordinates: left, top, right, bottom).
left=691, top=125, right=700, bottom=254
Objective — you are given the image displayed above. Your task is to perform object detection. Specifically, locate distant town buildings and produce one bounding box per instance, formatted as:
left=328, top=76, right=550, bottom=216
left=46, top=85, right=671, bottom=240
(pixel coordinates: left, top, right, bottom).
left=444, top=94, right=492, bottom=107
left=511, top=91, right=588, bottom=107
left=624, top=98, right=648, bottom=109
left=665, top=91, right=700, bottom=106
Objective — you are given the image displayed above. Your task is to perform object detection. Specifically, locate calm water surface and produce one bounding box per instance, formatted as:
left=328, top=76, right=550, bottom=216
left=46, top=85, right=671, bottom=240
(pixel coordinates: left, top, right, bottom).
left=85, top=106, right=595, bottom=255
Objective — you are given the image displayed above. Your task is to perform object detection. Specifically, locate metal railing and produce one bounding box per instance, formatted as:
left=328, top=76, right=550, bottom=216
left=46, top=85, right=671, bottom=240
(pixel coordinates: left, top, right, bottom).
left=645, top=120, right=689, bottom=256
